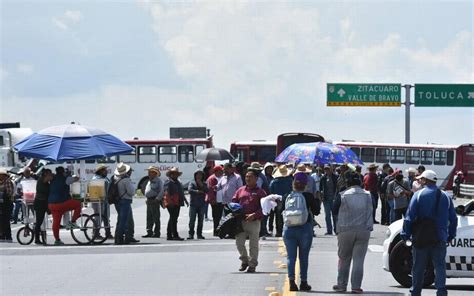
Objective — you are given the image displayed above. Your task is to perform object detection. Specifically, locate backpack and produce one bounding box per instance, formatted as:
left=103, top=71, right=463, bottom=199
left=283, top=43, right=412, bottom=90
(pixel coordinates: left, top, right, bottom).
left=283, top=191, right=309, bottom=227
left=107, top=177, right=124, bottom=204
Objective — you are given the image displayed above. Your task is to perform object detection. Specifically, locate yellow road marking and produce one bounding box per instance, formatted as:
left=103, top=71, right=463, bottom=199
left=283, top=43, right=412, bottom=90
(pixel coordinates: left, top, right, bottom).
left=269, top=273, right=279, bottom=276
left=265, top=287, right=276, bottom=291
left=274, top=260, right=282, bottom=264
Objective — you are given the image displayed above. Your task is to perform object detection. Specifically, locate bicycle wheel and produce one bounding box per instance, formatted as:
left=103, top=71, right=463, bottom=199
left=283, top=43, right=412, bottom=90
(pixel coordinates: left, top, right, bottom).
left=70, top=214, right=94, bottom=245
left=85, top=213, right=108, bottom=245
left=16, top=226, right=34, bottom=245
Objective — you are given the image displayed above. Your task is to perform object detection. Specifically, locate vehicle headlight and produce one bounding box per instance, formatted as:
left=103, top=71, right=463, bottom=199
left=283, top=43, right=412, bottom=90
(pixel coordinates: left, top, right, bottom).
left=385, top=228, right=391, bottom=238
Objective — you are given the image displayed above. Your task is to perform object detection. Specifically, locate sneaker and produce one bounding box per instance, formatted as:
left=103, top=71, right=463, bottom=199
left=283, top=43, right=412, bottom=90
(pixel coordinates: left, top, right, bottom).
left=106, top=234, right=114, bottom=239
left=300, top=281, right=312, bottom=291
left=246, top=266, right=256, bottom=273
left=351, top=288, right=363, bottom=294
left=324, top=232, right=333, bottom=235
left=197, top=235, right=205, bottom=240
left=153, top=233, right=160, bottom=238
left=289, top=280, right=298, bottom=291
left=187, top=235, right=194, bottom=240
left=142, top=233, right=153, bottom=238
left=332, top=285, right=347, bottom=292
left=126, top=238, right=140, bottom=243
left=67, top=222, right=80, bottom=229
left=239, top=263, right=249, bottom=272
left=54, top=240, right=65, bottom=246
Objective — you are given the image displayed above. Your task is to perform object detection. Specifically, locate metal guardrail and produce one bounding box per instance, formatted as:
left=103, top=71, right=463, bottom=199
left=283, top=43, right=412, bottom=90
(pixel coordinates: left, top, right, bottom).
left=460, top=184, right=474, bottom=199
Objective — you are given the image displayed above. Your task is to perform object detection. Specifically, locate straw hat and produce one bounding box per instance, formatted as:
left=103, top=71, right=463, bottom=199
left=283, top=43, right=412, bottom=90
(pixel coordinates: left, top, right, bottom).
left=166, top=167, right=183, bottom=177
left=367, top=163, right=378, bottom=170
left=405, top=167, right=417, bottom=174
left=114, top=163, right=132, bottom=176
left=249, top=162, right=263, bottom=171
left=146, top=166, right=161, bottom=177
left=95, top=164, right=109, bottom=174
left=293, top=163, right=312, bottom=174
left=272, top=165, right=293, bottom=178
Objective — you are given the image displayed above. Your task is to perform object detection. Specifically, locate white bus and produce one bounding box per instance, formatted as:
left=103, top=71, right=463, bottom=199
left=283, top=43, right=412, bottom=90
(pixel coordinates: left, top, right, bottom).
left=0, top=127, right=33, bottom=170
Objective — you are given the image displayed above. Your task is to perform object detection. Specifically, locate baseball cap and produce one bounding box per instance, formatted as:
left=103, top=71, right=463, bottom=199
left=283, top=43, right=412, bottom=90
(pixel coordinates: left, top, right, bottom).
left=416, top=169, right=437, bottom=182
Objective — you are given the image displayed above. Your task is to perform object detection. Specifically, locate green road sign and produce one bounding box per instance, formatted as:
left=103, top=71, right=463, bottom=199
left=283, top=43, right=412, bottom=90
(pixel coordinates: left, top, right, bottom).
left=414, top=84, right=474, bottom=107
left=327, top=83, right=401, bottom=106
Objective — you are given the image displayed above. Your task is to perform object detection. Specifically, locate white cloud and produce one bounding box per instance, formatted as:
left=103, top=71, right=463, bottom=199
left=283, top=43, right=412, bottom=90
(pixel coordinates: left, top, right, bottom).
left=16, top=63, right=34, bottom=75
left=0, top=67, right=8, bottom=81
left=52, top=10, right=83, bottom=31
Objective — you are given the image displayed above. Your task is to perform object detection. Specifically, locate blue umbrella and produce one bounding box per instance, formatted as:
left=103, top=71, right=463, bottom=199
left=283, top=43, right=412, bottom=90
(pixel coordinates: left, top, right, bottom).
left=14, top=124, right=133, bottom=162
left=275, top=142, right=363, bottom=166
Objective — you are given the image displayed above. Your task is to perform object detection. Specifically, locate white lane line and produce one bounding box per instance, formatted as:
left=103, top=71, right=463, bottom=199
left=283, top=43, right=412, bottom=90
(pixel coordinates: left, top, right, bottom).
left=0, top=240, right=279, bottom=252
left=368, top=244, right=384, bottom=253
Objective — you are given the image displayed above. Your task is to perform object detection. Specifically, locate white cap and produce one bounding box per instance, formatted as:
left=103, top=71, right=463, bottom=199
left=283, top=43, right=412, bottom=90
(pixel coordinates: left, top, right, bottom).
left=416, top=169, right=437, bottom=182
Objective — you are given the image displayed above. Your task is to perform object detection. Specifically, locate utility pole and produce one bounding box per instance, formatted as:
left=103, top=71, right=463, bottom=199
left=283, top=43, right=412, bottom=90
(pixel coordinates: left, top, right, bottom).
left=403, top=84, right=413, bottom=144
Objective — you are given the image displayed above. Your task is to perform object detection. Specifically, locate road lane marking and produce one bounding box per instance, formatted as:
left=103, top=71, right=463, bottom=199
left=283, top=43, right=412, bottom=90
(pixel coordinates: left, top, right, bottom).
left=0, top=240, right=279, bottom=251
left=368, top=244, right=384, bottom=253
left=265, top=287, right=276, bottom=291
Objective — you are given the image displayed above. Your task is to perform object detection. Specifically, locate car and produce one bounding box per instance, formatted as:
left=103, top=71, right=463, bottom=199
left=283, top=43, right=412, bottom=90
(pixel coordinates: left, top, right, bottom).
left=382, top=199, right=474, bottom=288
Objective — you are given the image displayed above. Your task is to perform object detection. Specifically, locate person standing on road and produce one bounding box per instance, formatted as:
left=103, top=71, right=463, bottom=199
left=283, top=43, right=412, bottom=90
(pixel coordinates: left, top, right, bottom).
left=113, top=163, right=138, bottom=245
left=231, top=169, right=267, bottom=273
left=320, top=165, right=338, bottom=235
left=283, top=172, right=320, bottom=292
left=390, top=172, right=411, bottom=221
left=164, top=167, right=188, bottom=241
left=382, top=168, right=396, bottom=224
left=363, top=164, right=379, bottom=225
left=332, top=171, right=373, bottom=294
left=142, top=166, right=163, bottom=238
left=401, top=170, right=457, bottom=296
left=188, top=170, right=208, bottom=240
left=206, top=165, right=224, bottom=236
left=12, top=167, right=36, bottom=224
left=217, top=163, right=243, bottom=210
left=33, top=169, right=53, bottom=245
left=48, top=166, right=81, bottom=245
left=91, top=165, right=113, bottom=240
left=378, top=163, right=392, bottom=225
left=0, top=168, right=14, bottom=242
left=269, top=165, right=293, bottom=237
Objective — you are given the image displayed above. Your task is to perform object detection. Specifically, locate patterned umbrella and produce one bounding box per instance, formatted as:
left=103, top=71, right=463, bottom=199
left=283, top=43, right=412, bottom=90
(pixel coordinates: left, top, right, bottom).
left=275, top=142, right=363, bottom=165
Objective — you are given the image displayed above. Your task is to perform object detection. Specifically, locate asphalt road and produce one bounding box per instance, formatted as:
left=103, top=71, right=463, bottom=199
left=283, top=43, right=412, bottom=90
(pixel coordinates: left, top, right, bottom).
left=1, top=197, right=473, bottom=296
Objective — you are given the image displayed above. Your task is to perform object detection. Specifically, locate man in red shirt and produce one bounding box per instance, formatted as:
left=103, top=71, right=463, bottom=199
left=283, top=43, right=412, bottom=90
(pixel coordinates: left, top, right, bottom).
left=363, top=164, right=379, bottom=224
left=232, top=169, right=267, bottom=273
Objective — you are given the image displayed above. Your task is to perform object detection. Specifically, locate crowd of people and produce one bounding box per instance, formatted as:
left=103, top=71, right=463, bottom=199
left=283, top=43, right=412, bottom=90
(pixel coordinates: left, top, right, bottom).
left=0, top=160, right=459, bottom=294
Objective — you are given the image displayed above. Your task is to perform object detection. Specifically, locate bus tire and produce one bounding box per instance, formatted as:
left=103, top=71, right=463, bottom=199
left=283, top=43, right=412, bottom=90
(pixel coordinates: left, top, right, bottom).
left=389, top=241, right=434, bottom=288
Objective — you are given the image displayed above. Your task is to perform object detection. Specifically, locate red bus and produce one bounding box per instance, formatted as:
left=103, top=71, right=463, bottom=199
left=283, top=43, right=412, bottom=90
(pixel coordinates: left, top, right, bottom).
left=229, top=140, right=276, bottom=164
left=276, top=132, right=325, bottom=155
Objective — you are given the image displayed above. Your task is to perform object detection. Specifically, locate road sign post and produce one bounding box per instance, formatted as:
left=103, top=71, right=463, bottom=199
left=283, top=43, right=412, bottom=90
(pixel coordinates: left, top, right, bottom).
left=327, top=83, right=401, bottom=106
left=415, top=84, right=474, bottom=107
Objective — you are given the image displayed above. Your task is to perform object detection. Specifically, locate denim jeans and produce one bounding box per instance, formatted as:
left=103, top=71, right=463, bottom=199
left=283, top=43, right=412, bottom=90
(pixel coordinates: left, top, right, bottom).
left=323, top=199, right=335, bottom=234
left=387, top=199, right=395, bottom=224
left=283, top=222, right=313, bottom=281
left=189, top=204, right=205, bottom=236
left=370, top=191, right=378, bottom=222
left=115, top=199, right=132, bottom=241
left=12, top=199, right=23, bottom=223
left=411, top=241, right=447, bottom=296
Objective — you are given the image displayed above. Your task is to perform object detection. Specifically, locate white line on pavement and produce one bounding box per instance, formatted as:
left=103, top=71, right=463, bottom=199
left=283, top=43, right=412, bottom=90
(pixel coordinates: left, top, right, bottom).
left=368, top=244, right=384, bottom=253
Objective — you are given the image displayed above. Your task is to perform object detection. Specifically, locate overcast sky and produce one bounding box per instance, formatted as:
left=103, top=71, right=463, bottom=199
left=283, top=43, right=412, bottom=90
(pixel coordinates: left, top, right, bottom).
left=1, top=0, right=473, bottom=149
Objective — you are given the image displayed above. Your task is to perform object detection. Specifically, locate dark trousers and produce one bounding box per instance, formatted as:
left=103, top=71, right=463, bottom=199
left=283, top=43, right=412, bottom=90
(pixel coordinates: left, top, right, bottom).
left=146, top=199, right=161, bottom=236
left=167, top=206, right=180, bottom=238
left=394, top=207, right=407, bottom=221
left=274, top=206, right=284, bottom=236
left=268, top=209, right=275, bottom=232
left=380, top=195, right=389, bottom=225
left=12, top=199, right=23, bottom=223
left=189, top=204, right=205, bottom=236
left=33, top=199, right=48, bottom=240
left=370, top=191, right=379, bottom=222
left=0, top=201, right=13, bottom=240
left=211, top=203, right=223, bottom=233
left=260, top=215, right=269, bottom=236
left=114, top=200, right=135, bottom=242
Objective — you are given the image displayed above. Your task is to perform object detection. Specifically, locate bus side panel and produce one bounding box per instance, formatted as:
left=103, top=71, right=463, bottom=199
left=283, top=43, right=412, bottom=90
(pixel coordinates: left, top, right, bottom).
left=459, top=145, right=474, bottom=185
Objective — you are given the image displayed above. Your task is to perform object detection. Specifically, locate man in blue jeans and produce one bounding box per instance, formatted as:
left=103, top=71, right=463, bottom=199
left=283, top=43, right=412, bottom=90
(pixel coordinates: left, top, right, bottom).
left=320, top=165, right=338, bottom=235
left=401, top=170, right=457, bottom=296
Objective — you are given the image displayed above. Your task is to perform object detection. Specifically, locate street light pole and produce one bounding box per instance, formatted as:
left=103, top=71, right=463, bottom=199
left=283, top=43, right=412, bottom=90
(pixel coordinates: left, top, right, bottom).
left=403, top=84, right=413, bottom=144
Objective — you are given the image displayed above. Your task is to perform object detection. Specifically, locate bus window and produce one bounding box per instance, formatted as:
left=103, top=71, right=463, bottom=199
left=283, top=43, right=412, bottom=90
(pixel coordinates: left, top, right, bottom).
left=97, top=156, right=116, bottom=164
left=421, top=150, right=433, bottom=165
left=0, top=136, right=3, bottom=146
left=158, top=145, right=177, bottom=163
left=138, top=146, right=157, bottom=163
left=391, top=149, right=405, bottom=164
left=236, top=149, right=246, bottom=162
left=376, top=148, right=390, bottom=163
left=260, top=146, right=277, bottom=163
left=119, top=147, right=136, bottom=164
left=434, top=150, right=446, bottom=165
left=406, top=149, right=420, bottom=164
left=85, top=159, right=95, bottom=164
left=178, top=145, right=194, bottom=163
left=361, top=148, right=375, bottom=163
left=349, top=147, right=360, bottom=158
left=249, top=147, right=257, bottom=162
left=446, top=150, right=454, bottom=166
left=195, top=145, right=205, bottom=163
